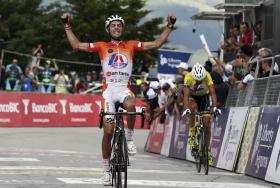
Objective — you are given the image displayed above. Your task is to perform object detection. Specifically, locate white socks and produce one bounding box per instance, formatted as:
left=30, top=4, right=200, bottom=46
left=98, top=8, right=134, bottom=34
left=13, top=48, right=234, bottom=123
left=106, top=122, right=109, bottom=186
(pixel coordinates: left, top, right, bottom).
left=126, top=128, right=134, bottom=142
left=102, top=158, right=110, bottom=172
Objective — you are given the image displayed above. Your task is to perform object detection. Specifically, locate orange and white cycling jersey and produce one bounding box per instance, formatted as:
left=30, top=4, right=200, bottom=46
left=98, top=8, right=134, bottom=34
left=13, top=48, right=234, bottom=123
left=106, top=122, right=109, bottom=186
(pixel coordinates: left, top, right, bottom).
left=86, top=40, right=144, bottom=113
left=86, top=40, right=144, bottom=87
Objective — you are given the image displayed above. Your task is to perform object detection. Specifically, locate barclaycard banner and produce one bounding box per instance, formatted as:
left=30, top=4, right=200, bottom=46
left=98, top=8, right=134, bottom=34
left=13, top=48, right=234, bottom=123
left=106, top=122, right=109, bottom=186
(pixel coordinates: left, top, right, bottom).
left=169, top=114, right=188, bottom=160
left=160, top=115, right=175, bottom=157
left=210, top=108, right=230, bottom=167
left=265, top=111, right=280, bottom=184
left=158, top=49, right=191, bottom=75
left=246, top=107, right=280, bottom=179
left=217, top=107, right=249, bottom=171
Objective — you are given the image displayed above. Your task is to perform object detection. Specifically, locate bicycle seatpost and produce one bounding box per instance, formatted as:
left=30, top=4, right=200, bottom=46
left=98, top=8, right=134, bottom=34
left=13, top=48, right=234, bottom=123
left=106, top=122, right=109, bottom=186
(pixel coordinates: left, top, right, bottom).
left=141, top=108, right=146, bottom=128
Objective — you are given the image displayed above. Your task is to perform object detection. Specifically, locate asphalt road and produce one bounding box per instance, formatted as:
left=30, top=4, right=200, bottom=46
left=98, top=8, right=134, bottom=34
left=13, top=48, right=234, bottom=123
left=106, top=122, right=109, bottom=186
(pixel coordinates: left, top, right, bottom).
left=0, top=127, right=279, bottom=188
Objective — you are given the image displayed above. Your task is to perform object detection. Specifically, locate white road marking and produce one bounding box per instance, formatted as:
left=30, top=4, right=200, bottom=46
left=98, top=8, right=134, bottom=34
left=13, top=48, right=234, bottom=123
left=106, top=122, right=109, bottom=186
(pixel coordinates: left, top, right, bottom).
left=0, top=166, right=239, bottom=176
left=0, top=158, right=40, bottom=162
left=58, top=178, right=270, bottom=188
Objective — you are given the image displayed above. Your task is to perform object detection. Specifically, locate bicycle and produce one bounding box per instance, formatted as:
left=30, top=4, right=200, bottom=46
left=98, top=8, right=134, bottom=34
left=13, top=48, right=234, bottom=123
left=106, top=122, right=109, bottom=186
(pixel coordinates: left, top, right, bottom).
left=99, top=105, right=145, bottom=188
left=189, top=111, right=213, bottom=175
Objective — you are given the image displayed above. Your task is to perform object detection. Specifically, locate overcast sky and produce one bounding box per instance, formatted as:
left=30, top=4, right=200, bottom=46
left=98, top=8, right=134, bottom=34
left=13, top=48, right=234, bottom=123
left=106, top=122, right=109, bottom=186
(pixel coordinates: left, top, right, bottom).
left=44, top=0, right=223, bottom=53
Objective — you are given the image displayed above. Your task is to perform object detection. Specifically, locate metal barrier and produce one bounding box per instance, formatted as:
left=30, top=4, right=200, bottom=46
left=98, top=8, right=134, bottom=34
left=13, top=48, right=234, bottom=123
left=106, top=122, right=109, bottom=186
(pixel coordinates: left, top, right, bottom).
left=226, top=55, right=280, bottom=107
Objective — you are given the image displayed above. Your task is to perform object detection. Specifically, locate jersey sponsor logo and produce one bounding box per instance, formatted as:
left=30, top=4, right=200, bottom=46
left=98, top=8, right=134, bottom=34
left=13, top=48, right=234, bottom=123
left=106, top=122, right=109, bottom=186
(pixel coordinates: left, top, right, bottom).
left=106, top=71, right=112, bottom=77
left=108, top=53, right=128, bottom=69
left=89, top=43, right=94, bottom=48
left=137, top=42, right=142, bottom=48
left=108, top=49, right=113, bottom=53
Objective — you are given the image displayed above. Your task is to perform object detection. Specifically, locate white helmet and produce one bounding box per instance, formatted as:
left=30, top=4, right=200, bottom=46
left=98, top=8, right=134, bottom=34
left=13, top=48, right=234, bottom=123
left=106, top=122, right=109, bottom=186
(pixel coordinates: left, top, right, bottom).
left=105, top=15, right=125, bottom=29
left=191, top=63, right=206, bottom=81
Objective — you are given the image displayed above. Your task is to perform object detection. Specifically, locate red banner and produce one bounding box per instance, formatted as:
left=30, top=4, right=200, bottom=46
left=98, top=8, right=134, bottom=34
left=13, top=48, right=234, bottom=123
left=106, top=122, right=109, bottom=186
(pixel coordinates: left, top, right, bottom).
left=145, top=118, right=165, bottom=153
left=0, top=92, right=147, bottom=128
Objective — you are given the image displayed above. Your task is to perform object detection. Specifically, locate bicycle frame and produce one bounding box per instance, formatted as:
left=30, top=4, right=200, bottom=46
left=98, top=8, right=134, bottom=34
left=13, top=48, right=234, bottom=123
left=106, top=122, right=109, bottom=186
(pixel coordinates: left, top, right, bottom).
left=190, top=111, right=212, bottom=175
left=99, top=108, right=145, bottom=187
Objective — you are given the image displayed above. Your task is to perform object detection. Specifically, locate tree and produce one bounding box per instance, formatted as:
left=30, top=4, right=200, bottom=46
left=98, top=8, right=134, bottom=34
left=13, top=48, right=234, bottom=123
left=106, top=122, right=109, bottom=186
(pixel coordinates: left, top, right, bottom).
left=0, top=0, right=167, bottom=74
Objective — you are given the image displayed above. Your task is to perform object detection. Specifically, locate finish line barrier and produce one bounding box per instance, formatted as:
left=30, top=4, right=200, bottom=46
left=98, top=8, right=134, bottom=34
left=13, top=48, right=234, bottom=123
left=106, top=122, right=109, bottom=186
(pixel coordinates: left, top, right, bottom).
left=145, top=106, right=280, bottom=185
left=0, top=91, right=148, bottom=128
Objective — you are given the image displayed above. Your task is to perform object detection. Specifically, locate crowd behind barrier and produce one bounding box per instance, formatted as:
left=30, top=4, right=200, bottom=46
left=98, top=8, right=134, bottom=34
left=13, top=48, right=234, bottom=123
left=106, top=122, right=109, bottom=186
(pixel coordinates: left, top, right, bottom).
left=145, top=106, right=280, bottom=185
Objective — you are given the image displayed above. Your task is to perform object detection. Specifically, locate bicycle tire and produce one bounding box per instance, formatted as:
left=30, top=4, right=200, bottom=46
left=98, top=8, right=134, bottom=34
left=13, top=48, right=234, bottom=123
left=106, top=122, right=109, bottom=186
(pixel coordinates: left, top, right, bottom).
left=200, top=127, right=209, bottom=175
left=195, top=133, right=201, bottom=173
left=115, top=131, right=128, bottom=188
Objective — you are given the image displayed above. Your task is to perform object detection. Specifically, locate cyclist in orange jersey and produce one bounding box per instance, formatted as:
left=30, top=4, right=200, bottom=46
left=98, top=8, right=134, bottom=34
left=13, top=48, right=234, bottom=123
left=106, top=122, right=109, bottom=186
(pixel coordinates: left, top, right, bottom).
left=61, top=12, right=176, bottom=186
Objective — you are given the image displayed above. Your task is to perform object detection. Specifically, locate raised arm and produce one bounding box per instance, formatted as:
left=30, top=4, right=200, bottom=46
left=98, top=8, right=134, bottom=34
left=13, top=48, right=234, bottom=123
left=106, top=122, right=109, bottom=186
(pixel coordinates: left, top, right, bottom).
left=61, top=12, right=88, bottom=51
left=143, top=15, right=176, bottom=50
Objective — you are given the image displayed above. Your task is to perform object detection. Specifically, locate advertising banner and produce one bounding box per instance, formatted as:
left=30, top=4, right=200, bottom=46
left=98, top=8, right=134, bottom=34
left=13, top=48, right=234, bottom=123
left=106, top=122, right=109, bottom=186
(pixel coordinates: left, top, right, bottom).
left=160, top=115, right=175, bottom=156
left=236, top=107, right=260, bottom=174
left=145, top=118, right=165, bottom=154
left=210, top=108, right=230, bottom=167
left=0, top=92, right=147, bottom=128
left=158, top=49, right=191, bottom=75
left=245, top=107, right=280, bottom=179
left=169, top=114, right=188, bottom=160
left=217, top=107, right=248, bottom=171
left=265, top=112, right=280, bottom=183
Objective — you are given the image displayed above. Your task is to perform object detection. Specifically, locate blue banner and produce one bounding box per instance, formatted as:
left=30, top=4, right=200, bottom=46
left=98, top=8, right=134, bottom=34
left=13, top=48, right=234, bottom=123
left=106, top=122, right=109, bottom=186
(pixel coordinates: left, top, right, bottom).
left=245, top=107, right=280, bottom=179
left=158, top=50, right=191, bottom=74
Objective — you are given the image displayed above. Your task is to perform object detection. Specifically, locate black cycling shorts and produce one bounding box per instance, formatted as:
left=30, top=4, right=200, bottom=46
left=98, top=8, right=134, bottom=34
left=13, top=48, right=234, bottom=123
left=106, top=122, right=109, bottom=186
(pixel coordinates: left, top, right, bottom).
left=190, top=94, right=211, bottom=112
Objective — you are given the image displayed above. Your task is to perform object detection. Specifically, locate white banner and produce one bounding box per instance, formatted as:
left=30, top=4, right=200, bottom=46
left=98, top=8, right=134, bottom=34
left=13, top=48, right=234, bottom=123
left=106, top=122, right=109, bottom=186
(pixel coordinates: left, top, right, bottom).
left=160, top=116, right=175, bottom=156
left=265, top=115, right=280, bottom=184
left=217, top=107, right=249, bottom=171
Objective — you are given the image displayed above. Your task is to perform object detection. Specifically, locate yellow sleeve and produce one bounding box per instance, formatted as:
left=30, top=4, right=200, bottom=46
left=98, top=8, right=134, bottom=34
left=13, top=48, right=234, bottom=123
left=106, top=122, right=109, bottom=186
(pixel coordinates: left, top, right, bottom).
left=205, top=72, right=214, bottom=86
left=184, top=73, right=192, bottom=86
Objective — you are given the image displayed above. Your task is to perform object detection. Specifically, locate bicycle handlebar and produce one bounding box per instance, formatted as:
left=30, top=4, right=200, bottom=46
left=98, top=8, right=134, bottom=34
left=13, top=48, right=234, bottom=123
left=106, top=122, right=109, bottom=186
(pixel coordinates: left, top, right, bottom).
left=99, top=108, right=146, bottom=129
left=189, top=111, right=214, bottom=116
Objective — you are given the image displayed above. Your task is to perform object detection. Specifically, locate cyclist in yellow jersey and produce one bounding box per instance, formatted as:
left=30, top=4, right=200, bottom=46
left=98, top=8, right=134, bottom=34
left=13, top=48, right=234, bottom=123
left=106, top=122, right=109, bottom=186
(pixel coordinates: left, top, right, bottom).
left=61, top=12, right=176, bottom=185
left=182, top=63, right=221, bottom=165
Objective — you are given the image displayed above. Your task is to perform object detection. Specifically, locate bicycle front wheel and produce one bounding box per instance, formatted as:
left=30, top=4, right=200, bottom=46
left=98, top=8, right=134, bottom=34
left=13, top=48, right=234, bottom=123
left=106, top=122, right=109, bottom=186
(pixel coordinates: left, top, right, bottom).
left=115, top=132, right=128, bottom=188
left=200, top=127, right=209, bottom=175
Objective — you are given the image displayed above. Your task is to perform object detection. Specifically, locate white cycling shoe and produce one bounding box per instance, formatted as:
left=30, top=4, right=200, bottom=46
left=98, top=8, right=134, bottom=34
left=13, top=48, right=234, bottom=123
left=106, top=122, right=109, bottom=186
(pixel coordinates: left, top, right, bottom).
left=127, top=141, right=137, bottom=156
left=101, top=171, right=112, bottom=186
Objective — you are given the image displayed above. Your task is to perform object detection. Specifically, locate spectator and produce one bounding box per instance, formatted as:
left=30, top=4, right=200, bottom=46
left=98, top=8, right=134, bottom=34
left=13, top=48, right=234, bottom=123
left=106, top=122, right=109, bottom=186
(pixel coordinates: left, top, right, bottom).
left=147, top=81, right=161, bottom=125
left=230, top=44, right=254, bottom=84
left=53, top=67, right=69, bottom=94
left=221, top=25, right=240, bottom=53
left=30, top=44, right=44, bottom=69
left=253, top=21, right=262, bottom=48
left=259, top=58, right=278, bottom=78
left=173, top=76, right=185, bottom=114
left=84, top=72, right=95, bottom=91
left=238, top=65, right=256, bottom=91
left=176, top=62, right=189, bottom=77
left=37, top=59, right=58, bottom=93
left=20, top=66, right=36, bottom=92
left=5, top=59, right=23, bottom=91
left=205, top=61, right=229, bottom=107
left=240, top=22, right=253, bottom=46
left=68, top=71, right=79, bottom=93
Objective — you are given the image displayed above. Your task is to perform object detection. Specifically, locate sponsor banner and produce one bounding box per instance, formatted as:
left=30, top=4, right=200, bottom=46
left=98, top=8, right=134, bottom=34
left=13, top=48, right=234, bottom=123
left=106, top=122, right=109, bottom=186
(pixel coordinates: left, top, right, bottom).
left=245, top=107, right=280, bottom=179
left=236, top=107, right=260, bottom=173
left=169, top=114, right=188, bottom=160
left=0, top=92, right=22, bottom=126
left=0, top=92, right=147, bottom=128
left=145, top=118, right=165, bottom=154
left=217, top=107, right=249, bottom=171
left=210, top=108, right=230, bottom=167
left=265, top=112, right=280, bottom=183
left=158, top=49, right=191, bottom=75
left=160, top=115, right=175, bottom=156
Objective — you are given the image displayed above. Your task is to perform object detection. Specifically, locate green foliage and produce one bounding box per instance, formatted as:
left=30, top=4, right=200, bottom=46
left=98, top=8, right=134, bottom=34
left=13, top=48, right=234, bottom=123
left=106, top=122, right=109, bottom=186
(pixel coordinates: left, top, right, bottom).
left=0, top=0, right=169, bottom=74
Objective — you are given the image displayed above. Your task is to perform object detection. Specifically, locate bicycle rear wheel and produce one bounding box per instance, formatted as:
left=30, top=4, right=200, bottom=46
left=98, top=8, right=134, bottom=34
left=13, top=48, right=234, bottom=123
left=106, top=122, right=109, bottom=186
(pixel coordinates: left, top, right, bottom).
left=200, top=128, right=209, bottom=175
left=115, top=131, right=128, bottom=188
